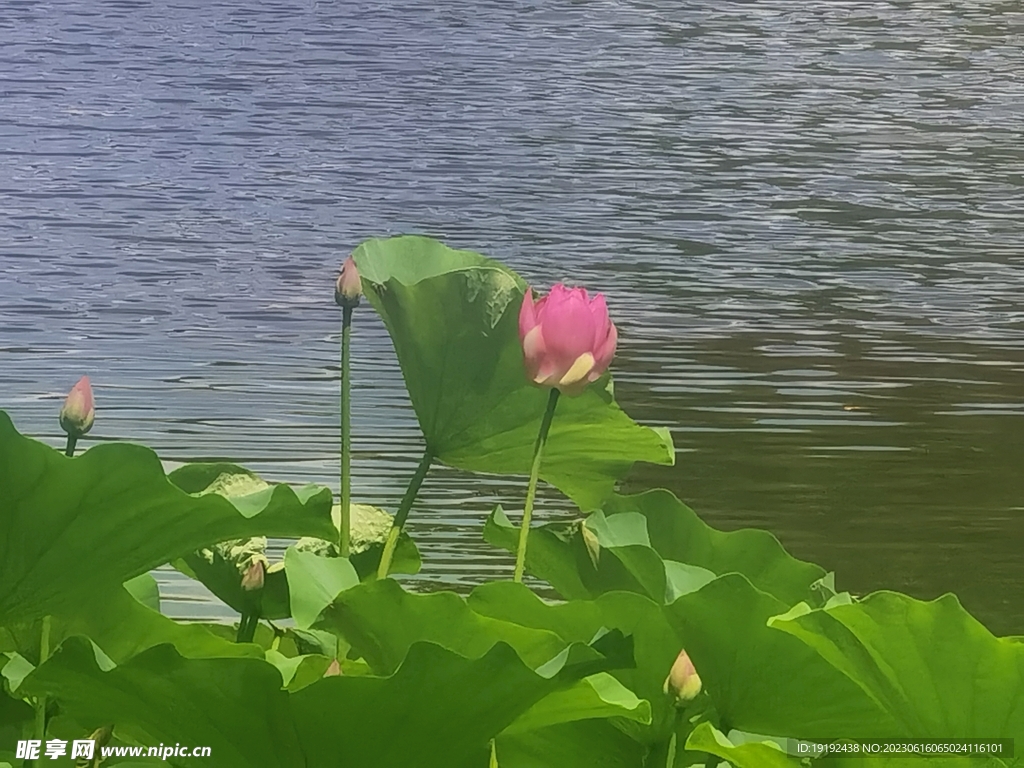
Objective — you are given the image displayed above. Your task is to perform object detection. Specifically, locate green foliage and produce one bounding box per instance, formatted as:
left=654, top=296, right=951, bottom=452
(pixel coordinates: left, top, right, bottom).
left=352, top=235, right=674, bottom=510
left=684, top=723, right=799, bottom=768
left=0, top=414, right=334, bottom=625
left=484, top=488, right=824, bottom=606
left=771, top=591, right=1024, bottom=738
left=21, top=632, right=632, bottom=768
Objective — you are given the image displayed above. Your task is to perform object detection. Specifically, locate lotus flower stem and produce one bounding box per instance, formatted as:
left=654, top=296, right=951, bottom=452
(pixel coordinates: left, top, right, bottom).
left=513, top=388, right=560, bottom=582
left=377, top=449, right=433, bottom=579
left=339, top=304, right=354, bottom=557
left=63, top=435, right=77, bottom=458
left=33, top=615, right=52, bottom=750
left=664, top=731, right=677, bottom=768
left=236, top=612, right=259, bottom=644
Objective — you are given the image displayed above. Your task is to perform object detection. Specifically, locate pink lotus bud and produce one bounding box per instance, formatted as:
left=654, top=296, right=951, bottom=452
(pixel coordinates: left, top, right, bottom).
left=334, top=255, right=362, bottom=308
left=518, top=284, right=618, bottom=396
left=59, top=376, right=95, bottom=437
left=323, top=658, right=343, bottom=677
left=241, top=560, right=265, bottom=592
left=663, top=649, right=702, bottom=704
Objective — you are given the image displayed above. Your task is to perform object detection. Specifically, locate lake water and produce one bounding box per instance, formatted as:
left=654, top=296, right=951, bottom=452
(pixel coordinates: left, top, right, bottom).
left=1, top=0, right=1022, bottom=633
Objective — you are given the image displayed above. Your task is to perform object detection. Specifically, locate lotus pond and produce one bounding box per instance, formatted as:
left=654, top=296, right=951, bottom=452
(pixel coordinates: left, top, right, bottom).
left=1, top=236, right=1021, bottom=767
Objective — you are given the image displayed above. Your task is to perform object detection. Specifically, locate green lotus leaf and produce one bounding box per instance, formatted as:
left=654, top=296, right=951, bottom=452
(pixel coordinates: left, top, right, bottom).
left=264, top=648, right=333, bottom=692
left=0, top=582, right=258, bottom=711
left=604, top=490, right=826, bottom=606
left=770, top=591, right=1024, bottom=740
left=684, top=723, right=799, bottom=768
left=316, top=578, right=575, bottom=675
left=468, top=581, right=682, bottom=746
left=45, top=584, right=259, bottom=666
left=352, top=235, right=674, bottom=511
left=495, top=720, right=648, bottom=768
left=22, top=629, right=633, bottom=768
left=284, top=547, right=360, bottom=630
left=0, top=414, right=334, bottom=625
left=470, top=576, right=902, bottom=747
left=502, top=672, right=651, bottom=736
left=123, top=573, right=161, bottom=612
left=484, top=490, right=825, bottom=606
left=663, top=574, right=897, bottom=738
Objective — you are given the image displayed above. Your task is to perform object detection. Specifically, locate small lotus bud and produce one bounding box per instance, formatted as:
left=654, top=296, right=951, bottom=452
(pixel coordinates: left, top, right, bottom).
left=87, top=724, right=114, bottom=748
left=663, top=648, right=702, bottom=704
left=334, top=255, right=362, bottom=308
left=240, top=559, right=265, bottom=592
left=59, top=376, right=95, bottom=438
left=323, top=658, right=343, bottom=677
left=581, top=520, right=600, bottom=568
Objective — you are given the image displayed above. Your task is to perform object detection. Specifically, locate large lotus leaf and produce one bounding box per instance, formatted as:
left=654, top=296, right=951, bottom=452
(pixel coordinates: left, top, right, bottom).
left=770, top=591, right=1024, bottom=740
left=316, top=578, right=575, bottom=675
left=467, top=581, right=682, bottom=746
left=23, top=632, right=634, bottom=768
left=502, top=672, right=651, bottom=736
left=663, top=574, right=897, bottom=738
left=684, top=723, right=799, bottom=768
left=604, top=490, right=826, bottom=606
left=1, top=584, right=258, bottom=678
left=495, top=720, right=647, bottom=768
left=470, top=578, right=901, bottom=745
left=0, top=413, right=335, bottom=625
left=484, top=490, right=823, bottom=606
left=352, top=235, right=674, bottom=510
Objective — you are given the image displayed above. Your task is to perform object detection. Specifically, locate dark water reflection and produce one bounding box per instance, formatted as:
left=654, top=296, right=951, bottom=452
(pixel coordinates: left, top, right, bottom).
left=1, top=0, right=1022, bottom=632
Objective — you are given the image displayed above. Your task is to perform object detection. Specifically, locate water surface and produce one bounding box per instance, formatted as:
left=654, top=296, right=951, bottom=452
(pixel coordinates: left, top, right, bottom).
left=1, top=0, right=1022, bottom=632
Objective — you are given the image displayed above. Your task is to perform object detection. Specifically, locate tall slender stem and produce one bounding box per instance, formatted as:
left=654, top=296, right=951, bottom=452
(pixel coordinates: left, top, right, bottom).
left=339, top=304, right=354, bottom=557
left=64, top=434, right=77, bottom=458
left=32, top=616, right=52, bottom=760
left=513, top=388, right=560, bottom=583
left=236, top=611, right=259, bottom=644
left=377, top=450, right=433, bottom=579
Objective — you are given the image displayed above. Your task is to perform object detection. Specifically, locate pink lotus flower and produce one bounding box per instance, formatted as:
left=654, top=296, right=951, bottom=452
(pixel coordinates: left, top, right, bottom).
left=663, top=648, right=702, bottom=704
left=59, top=376, right=95, bottom=437
left=334, top=255, right=362, bottom=308
left=518, top=284, right=618, bottom=395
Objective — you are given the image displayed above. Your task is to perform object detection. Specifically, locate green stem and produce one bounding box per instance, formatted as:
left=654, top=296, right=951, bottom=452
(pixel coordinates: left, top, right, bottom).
left=236, top=611, right=259, bottom=643
left=32, top=616, right=51, bottom=761
left=513, top=388, right=560, bottom=583
left=339, top=304, right=354, bottom=557
left=376, top=450, right=434, bottom=579
left=64, top=434, right=78, bottom=458
left=665, top=731, right=677, bottom=768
